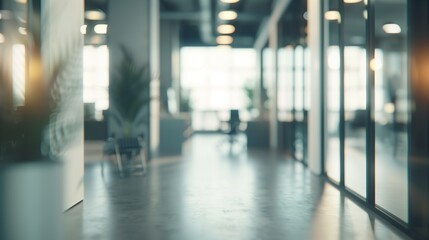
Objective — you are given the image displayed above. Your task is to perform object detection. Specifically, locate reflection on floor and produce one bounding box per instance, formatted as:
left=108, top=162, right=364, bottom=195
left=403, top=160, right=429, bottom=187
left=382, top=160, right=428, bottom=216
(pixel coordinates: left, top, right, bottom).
left=64, top=134, right=409, bottom=240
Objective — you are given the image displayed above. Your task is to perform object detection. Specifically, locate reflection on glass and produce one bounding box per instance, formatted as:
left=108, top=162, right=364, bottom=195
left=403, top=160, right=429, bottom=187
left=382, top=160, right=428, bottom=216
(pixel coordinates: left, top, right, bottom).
left=277, top=46, right=293, bottom=121
left=374, top=0, right=408, bottom=222
left=325, top=0, right=341, bottom=182
left=343, top=1, right=367, bottom=198
left=294, top=46, right=304, bottom=161
left=13, top=44, right=26, bottom=108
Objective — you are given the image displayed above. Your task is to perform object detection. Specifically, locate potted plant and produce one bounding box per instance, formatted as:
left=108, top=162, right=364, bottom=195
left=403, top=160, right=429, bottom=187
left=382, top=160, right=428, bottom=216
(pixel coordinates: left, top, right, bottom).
left=109, top=45, right=152, bottom=138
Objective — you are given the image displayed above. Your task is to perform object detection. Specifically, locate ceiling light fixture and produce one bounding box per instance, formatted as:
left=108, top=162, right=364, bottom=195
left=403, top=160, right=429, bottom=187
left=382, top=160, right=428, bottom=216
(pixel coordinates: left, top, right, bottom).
left=94, top=24, right=108, bottom=34
left=324, top=10, right=341, bottom=21
left=85, top=10, right=106, bottom=21
left=15, top=0, right=27, bottom=4
left=217, top=24, right=235, bottom=34
left=383, top=23, right=401, bottom=34
left=216, top=35, right=234, bottom=45
left=80, top=25, right=87, bottom=35
left=220, top=0, right=240, bottom=3
left=218, top=11, right=237, bottom=20
left=344, top=0, right=362, bottom=3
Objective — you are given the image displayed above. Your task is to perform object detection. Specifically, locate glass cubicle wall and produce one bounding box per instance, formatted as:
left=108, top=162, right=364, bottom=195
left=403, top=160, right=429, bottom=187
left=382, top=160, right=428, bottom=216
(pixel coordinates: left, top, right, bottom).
left=322, top=0, right=409, bottom=226
left=343, top=0, right=367, bottom=198
left=277, top=0, right=309, bottom=162
left=374, top=0, right=408, bottom=222
left=324, top=0, right=341, bottom=183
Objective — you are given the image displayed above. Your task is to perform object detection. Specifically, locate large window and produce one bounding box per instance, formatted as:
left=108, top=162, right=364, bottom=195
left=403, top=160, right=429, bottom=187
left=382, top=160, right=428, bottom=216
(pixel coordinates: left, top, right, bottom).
left=181, top=47, right=257, bottom=131
left=83, top=45, right=109, bottom=120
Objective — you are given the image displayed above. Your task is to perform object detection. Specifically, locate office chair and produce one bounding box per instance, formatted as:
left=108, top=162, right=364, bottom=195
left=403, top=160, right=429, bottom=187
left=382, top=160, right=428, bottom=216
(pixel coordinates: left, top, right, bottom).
left=103, top=135, right=147, bottom=176
left=219, top=109, right=246, bottom=153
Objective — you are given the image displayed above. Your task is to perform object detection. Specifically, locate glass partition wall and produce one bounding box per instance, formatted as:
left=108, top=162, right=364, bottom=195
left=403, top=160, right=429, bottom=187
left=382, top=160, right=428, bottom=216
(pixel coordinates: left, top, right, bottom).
left=277, top=0, right=309, bottom=163
left=322, top=0, right=409, bottom=227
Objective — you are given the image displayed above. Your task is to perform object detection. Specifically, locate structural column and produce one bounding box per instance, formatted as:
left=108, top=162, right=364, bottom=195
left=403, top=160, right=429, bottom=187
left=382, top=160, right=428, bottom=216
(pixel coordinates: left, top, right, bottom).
left=107, top=0, right=161, bottom=157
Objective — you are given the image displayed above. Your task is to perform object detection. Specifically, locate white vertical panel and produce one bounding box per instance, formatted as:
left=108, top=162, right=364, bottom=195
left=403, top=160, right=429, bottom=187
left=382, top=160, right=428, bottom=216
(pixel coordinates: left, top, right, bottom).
left=307, top=0, right=322, bottom=174
left=42, top=0, right=84, bottom=210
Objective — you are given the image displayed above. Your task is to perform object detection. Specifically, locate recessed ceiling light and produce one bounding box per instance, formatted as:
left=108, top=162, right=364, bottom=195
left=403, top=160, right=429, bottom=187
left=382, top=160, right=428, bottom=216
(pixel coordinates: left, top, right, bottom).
left=220, top=0, right=240, bottom=3
left=344, top=0, right=362, bottom=3
left=85, top=10, right=106, bottom=21
left=94, top=24, right=108, bottom=34
left=216, top=35, right=234, bottom=45
left=324, top=11, right=341, bottom=21
left=218, top=11, right=237, bottom=20
left=80, top=25, right=87, bottom=35
left=217, top=24, right=235, bottom=34
left=383, top=23, right=401, bottom=34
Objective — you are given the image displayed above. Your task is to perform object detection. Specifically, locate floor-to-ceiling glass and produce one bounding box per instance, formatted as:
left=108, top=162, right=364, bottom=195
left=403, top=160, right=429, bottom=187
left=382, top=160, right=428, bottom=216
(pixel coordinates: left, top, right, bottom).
left=278, top=46, right=294, bottom=122
left=294, top=46, right=305, bottom=161
left=324, top=0, right=341, bottom=182
left=374, top=0, right=408, bottom=222
left=343, top=0, right=367, bottom=197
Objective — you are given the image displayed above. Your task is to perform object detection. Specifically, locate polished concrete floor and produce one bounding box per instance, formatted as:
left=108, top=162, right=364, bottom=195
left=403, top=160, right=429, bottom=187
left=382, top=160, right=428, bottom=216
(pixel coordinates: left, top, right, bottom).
left=64, top=134, right=410, bottom=240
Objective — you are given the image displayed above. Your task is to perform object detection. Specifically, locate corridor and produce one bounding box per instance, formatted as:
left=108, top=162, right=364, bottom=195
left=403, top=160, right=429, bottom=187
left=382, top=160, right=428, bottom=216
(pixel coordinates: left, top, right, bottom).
left=64, top=135, right=409, bottom=240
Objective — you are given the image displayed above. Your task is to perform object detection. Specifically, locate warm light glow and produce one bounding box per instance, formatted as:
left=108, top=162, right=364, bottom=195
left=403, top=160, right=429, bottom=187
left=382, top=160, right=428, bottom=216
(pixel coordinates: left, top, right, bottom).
left=384, top=103, right=395, bottom=114
left=0, top=33, right=5, bottom=43
left=90, top=35, right=104, bottom=45
left=383, top=23, right=401, bottom=34
left=80, top=25, right=87, bottom=34
left=216, top=35, right=234, bottom=45
left=15, top=0, right=27, bottom=3
left=18, top=27, right=27, bottom=35
left=344, top=0, right=362, bottom=3
left=324, top=11, right=341, bottom=21
left=94, top=24, right=108, bottom=34
left=370, top=58, right=382, bottom=71
left=85, top=10, right=106, bottom=20
left=220, top=0, right=240, bottom=3
left=217, top=24, right=235, bottom=34
left=218, top=11, right=237, bottom=20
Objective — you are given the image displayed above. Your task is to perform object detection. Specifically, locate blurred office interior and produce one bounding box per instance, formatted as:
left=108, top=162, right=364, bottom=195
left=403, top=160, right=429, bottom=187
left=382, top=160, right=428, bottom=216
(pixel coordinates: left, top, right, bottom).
left=1, top=0, right=429, bottom=239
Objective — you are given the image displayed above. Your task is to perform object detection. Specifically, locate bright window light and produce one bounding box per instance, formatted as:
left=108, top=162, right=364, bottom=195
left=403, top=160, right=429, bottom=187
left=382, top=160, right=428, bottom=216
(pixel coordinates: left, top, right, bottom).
left=219, top=11, right=237, bottom=20
left=13, top=44, right=25, bottom=108
left=83, top=45, right=109, bottom=120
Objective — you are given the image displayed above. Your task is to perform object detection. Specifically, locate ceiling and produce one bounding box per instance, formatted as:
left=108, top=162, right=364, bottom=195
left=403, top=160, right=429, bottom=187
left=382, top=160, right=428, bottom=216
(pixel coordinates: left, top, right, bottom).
left=85, top=0, right=277, bottom=48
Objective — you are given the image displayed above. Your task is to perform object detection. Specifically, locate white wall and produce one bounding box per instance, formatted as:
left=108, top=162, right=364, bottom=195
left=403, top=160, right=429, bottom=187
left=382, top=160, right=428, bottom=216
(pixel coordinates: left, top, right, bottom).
left=307, top=0, right=323, bottom=174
